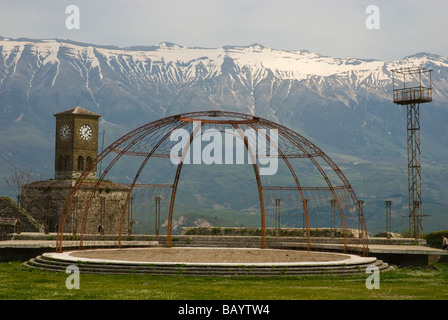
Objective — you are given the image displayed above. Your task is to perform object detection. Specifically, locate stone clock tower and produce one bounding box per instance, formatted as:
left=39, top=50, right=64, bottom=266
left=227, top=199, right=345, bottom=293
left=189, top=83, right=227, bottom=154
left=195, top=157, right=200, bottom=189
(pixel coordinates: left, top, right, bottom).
left=54, top=106, right=101, bottom=180
left=20, top=106, right=130, bottom=235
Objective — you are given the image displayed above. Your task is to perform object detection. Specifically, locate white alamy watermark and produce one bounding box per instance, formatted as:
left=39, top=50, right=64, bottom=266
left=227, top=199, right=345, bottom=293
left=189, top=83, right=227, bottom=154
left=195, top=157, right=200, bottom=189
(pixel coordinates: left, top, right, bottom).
left=170, top=121, right=279, bottom=176
left=65, top=265, right=80, bottom=289
left=365, top=5, right=380, bottom=30
left=66, top=5, right=80, bottom=30
left=365, top=265, right=380, bottom=289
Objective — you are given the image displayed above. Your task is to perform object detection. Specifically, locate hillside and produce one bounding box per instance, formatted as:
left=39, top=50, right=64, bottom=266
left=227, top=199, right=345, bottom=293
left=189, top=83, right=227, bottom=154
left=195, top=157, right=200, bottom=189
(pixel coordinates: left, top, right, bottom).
left=0, top=36, right=447, bottom=234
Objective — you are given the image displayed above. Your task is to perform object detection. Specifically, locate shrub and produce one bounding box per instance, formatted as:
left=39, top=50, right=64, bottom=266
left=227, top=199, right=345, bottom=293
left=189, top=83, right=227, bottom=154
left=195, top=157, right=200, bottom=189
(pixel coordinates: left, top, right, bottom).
left=424, top=230, right=448, bottom=248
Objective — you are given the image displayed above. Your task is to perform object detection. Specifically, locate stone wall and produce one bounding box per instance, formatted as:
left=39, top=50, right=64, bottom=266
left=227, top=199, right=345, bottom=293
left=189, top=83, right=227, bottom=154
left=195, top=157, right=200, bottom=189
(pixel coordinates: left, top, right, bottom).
left=0, top=197, right=42, bottom=238
left=20, top=179, right=130, bottom=235
left=20, top=180, right=72, bottom=233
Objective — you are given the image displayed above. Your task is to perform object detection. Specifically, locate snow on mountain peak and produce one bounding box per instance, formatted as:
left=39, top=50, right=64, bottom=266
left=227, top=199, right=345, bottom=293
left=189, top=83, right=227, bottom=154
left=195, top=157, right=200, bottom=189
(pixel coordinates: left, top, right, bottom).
left=0, top=36, right=446, bottom=92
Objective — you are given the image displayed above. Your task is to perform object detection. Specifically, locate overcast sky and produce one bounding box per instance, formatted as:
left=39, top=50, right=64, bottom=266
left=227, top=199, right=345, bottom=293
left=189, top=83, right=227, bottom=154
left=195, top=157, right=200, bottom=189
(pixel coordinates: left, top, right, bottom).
left=1, top=0, right=447, bottom=60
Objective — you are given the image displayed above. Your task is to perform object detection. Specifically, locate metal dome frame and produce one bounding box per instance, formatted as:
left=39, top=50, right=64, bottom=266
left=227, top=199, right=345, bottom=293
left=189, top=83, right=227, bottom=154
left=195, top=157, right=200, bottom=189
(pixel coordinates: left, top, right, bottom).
left=56, top=110, right=368, bottom=256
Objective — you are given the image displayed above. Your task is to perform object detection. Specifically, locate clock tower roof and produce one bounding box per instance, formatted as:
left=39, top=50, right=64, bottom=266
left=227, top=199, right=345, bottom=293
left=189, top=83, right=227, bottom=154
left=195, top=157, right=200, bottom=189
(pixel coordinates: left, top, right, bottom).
left=54, top=106, right=101, bottom=118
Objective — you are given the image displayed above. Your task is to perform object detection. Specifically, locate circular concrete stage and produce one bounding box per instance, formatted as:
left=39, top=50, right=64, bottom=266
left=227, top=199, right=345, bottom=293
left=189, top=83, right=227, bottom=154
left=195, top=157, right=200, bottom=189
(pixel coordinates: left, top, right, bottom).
left=25, top=247, right=393, bottom=276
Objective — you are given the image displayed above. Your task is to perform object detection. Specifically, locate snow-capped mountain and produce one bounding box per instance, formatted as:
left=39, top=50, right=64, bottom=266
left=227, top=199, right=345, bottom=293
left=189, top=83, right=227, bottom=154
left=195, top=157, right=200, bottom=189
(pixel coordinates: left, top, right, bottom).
left=1, top=36, right=448, bottom=232
left=1, top=36, right=447, bottom=126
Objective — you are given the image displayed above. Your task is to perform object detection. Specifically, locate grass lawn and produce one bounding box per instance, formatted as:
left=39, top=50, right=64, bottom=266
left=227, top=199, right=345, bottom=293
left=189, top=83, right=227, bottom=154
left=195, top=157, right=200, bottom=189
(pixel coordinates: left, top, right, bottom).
left=0, top=261, right=447, bottom=300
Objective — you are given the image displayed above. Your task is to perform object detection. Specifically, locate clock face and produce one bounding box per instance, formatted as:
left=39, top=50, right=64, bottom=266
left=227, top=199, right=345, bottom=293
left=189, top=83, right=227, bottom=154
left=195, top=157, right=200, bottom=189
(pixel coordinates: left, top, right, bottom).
left=79, top=124, right=93, bottom=141
left=60, top=124, right=70, bottom=140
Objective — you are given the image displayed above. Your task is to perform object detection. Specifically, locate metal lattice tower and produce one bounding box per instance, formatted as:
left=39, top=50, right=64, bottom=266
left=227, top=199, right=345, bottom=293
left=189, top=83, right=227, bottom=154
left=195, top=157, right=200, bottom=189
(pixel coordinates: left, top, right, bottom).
left=392, top=67, right=432, bottom=239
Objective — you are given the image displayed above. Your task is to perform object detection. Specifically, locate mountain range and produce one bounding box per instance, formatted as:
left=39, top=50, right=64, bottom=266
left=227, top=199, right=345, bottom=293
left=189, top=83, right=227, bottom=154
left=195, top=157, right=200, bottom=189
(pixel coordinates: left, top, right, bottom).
left=0, top=36, right=447, bottom=234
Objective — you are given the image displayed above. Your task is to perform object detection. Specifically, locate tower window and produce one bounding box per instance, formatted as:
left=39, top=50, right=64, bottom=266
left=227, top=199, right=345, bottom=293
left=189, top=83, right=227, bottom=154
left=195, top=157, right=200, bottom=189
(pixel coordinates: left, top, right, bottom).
left=78, top=156, right=84, bottom=171
left=86, top=156, right=93, bottom=169
left=58, top=156, right=64, bottom=171
left=65, top=156, right=70, bottom=171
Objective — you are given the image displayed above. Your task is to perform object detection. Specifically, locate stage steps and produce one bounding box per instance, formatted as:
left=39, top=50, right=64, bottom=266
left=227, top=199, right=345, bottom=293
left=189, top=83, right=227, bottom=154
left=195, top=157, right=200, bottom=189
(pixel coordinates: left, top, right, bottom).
left=23, top=253, right=394, bottom=277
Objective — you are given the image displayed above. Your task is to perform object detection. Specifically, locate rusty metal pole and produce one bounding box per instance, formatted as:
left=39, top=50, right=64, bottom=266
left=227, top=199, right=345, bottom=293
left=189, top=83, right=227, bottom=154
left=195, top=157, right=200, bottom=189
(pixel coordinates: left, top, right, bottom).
left=167, top=122, right=202, bottom=248
left=274, top=198, right=281, bottom=230
left=232, top=124, right=266, bottom=249
left=385, top=200, right=392, bottom=239
left=330, top=199, right=336, bottom=238
left=260, top=121, right=351, bottom=254
left=57, top=119, right=173, bottom=252
left=117, top=121, right=186, bottom=248
left=155, top=195, right=162, bottom=236
left=247, top=123, right=311, bottom=251
left=358, top=200, right=364, bottom=239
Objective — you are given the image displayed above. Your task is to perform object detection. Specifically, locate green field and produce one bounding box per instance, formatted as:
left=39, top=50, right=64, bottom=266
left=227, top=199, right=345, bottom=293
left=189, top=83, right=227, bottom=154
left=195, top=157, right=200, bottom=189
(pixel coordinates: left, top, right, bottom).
left=1, top=261, right=447, bottom=300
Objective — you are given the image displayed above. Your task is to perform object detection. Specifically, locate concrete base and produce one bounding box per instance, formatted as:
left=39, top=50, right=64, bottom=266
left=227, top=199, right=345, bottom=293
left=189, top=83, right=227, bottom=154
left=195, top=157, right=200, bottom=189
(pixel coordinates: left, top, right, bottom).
left=367, top=244, right=448, bottom=267
left=25, top=247, right=393, bottom=276
left=1, top=232, right=448, bottom=267
left=0, top=238, right=157, bottom=262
